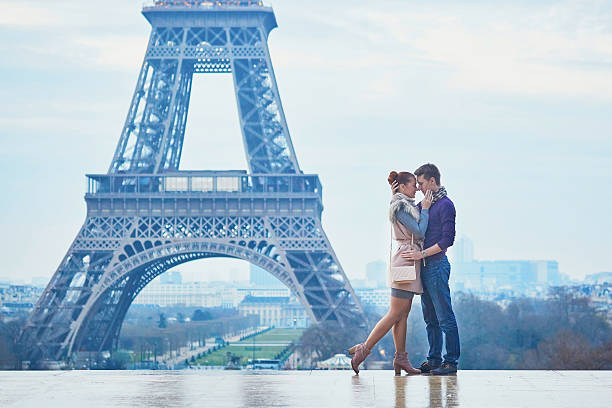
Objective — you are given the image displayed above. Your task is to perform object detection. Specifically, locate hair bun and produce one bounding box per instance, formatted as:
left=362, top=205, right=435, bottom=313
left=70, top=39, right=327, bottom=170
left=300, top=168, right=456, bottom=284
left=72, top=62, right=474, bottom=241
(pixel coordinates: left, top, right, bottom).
left=387, top=171, right=398, bottom=185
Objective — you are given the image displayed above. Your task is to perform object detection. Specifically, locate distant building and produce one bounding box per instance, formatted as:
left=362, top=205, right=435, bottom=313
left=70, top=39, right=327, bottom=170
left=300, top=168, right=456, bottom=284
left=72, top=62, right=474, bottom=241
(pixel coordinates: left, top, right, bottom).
left=585, top=272, right=612, bottom=284
left=349, top=279, right=371, bottom=289
left=0, top=284, right=44, bottom=315
left=134, top=280, right=240, bottom=307
left=562, top=283, right=612, bottom=320
left=452, top=260, right=561, bottom=293
left=356, top=288, right=391, bottom=308
left=366, top=261, right=387, bottom=288
left=452, top=236, right=474, bottom=263
left=238, top=295, right=309, bottom=327
left=238, top=287, right=291, bottom=299
left=447, top=235, right=564, bottom=294
left=134, top=279, right=293, bottom=308
left=249, top=265, right=284, bottom=288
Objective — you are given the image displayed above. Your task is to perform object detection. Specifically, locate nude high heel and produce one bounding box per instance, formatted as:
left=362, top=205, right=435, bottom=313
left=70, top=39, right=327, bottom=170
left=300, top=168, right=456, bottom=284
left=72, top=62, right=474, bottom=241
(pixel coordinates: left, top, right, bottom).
left=393, top=352, right=421, bottom=375
left=348, top=343, right=370, bottom=375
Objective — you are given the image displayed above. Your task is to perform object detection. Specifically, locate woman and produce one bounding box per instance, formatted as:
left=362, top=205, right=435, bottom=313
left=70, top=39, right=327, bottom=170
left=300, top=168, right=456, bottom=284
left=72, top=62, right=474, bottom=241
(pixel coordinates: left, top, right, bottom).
left=348, top=171, right=432, bottom=375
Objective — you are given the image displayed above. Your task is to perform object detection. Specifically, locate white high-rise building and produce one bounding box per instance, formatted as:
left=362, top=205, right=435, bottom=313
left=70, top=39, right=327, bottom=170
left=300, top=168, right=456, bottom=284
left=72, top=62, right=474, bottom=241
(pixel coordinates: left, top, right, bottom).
left=452, top=236, right=474, bottom=264
left=366, top=260, right=387, bottom=288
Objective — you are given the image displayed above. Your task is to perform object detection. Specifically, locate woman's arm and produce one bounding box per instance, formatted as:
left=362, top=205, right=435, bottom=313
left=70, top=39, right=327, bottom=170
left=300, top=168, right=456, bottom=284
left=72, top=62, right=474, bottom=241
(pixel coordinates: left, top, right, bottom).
left=396, top=209, right=429, bottom=240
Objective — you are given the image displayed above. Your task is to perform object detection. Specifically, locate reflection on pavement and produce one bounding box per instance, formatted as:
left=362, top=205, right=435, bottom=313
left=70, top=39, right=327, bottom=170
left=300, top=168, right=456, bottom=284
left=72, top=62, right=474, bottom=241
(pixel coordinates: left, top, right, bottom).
left=0, top=370, right=609, bottom=408
left=393, top=374, right=459, bottom=408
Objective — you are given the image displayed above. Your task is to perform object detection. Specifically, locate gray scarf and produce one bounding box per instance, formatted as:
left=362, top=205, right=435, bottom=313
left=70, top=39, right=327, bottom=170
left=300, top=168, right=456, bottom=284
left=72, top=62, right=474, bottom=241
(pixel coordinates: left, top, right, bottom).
left=431, top=186, right=448, bottom=204
left=389, top=193, right=420, bottom=223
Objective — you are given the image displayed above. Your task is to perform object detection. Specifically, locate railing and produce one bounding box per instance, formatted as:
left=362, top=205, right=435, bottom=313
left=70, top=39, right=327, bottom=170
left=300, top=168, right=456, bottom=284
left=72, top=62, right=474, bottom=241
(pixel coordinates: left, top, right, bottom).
left=145, top=1, right=265, bottom=9
left=86, top=172, right=321, bottom=198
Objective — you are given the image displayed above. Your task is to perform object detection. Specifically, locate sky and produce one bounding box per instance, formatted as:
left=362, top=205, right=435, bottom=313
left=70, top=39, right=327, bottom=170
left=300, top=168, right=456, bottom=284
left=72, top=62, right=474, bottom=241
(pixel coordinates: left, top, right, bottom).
left=0, top=0, right=611, bottom=285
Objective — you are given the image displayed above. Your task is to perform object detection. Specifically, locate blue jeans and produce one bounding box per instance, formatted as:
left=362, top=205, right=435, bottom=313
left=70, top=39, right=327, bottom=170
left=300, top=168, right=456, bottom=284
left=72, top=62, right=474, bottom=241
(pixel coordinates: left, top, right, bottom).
left=421, top=256, right=460, bottom=366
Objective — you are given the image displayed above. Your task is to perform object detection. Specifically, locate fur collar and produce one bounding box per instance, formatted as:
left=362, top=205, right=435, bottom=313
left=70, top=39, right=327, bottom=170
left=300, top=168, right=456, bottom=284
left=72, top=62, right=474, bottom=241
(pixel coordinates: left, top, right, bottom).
left=389, top=193, right=420, bottom=224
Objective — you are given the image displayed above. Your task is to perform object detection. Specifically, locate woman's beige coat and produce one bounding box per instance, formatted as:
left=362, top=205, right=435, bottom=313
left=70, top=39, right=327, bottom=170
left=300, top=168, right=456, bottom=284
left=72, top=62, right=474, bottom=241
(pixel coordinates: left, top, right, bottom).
left=387, top=221, right=424, bottom=294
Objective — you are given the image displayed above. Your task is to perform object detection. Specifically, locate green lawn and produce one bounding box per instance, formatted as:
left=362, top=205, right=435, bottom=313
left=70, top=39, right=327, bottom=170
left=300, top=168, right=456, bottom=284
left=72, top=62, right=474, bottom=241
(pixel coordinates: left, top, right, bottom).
left=249, top=328, right=305, bottom=343
left=195, top=345, right=287, bottom=366
left=194, top=328, right=304, bottom=366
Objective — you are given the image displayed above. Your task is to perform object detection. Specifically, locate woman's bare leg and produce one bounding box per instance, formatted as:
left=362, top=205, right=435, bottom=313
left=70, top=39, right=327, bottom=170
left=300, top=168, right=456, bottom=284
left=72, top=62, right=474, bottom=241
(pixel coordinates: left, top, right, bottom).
left=364, top=296, right=413, bottom=350
left=392, top=297, right=413, bottom=353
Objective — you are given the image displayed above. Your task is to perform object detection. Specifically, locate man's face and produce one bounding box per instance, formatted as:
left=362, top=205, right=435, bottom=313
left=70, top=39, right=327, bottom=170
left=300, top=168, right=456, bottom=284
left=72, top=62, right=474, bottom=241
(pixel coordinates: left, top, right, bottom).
left=417, top=175, right=436, bottom=193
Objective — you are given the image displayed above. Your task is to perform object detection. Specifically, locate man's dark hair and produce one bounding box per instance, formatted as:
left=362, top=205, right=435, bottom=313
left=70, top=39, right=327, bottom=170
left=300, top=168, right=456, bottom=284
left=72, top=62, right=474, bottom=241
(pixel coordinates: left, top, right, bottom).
left=414, top=163, right=441, bottom=185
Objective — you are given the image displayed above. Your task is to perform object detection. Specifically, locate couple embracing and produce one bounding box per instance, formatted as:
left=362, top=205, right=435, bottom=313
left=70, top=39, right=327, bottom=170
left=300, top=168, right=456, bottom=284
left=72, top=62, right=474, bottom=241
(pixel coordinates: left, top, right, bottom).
left=348, top=163, right=460, bottom=376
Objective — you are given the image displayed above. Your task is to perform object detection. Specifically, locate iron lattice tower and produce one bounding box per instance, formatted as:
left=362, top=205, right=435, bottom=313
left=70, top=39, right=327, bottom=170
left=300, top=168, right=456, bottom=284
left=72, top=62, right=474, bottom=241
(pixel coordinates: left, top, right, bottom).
left=22, top=0, right=364, bottom=360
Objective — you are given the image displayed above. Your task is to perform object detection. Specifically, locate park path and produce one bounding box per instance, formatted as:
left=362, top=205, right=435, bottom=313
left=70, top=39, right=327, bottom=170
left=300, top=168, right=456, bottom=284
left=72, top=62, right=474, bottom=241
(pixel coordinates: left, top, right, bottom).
left=162, top=326, right=268, bottom=366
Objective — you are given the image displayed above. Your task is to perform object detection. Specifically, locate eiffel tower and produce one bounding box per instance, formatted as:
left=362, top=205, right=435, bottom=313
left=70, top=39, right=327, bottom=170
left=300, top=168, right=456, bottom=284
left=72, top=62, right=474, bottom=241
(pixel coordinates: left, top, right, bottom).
left=21, top=0, right=364, bottom=361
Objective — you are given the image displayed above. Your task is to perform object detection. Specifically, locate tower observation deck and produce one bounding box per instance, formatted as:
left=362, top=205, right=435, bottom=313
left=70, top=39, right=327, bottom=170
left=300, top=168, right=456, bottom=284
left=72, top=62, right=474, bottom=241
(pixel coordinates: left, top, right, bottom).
left=148, top=1, right=265, bottom=7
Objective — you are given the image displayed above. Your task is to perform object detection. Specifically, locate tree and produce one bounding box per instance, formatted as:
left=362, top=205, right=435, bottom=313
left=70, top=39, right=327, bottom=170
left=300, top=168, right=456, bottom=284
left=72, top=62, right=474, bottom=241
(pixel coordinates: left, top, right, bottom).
left=0, top=318, right=35, bottom=369
left=297, top=289, right=612, bottom=370
left=299, top=311, right=373, bottom=366
left=158, top=313, right=167, bottom=329
left=191, top=309, right=213, bottom=321
left=104, top=351, right=132, bottom=369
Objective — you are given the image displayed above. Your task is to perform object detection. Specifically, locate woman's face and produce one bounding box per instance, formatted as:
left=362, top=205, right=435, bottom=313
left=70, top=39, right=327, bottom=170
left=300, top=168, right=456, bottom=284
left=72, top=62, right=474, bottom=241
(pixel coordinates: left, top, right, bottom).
left=398, top=178, right=418, bottom=198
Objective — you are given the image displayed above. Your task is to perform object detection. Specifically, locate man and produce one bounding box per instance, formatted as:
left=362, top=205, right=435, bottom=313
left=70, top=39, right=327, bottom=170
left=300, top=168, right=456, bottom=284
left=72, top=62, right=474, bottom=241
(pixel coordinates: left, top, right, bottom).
left=401, top=163, right=460, bottom=375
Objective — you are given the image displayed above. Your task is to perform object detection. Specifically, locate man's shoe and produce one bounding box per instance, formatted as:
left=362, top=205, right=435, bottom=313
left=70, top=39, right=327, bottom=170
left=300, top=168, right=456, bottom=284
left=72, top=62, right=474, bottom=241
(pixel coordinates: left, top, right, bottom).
left=419, top=361, right=441, bottom=374
left=431, top=362, right=457, bottom=375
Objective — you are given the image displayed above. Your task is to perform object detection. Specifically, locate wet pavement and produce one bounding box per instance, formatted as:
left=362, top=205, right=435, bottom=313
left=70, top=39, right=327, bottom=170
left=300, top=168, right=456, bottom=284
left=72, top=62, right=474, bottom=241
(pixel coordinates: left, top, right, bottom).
left=0, top=370, right=610, bottom=407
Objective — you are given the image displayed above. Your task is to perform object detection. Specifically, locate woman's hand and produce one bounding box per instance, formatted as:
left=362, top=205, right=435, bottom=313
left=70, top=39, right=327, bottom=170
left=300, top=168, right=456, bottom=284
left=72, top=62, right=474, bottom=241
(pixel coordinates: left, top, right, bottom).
left=391, top=180, right=399, bottom=194
left=421, top=190, right=433, bottom=209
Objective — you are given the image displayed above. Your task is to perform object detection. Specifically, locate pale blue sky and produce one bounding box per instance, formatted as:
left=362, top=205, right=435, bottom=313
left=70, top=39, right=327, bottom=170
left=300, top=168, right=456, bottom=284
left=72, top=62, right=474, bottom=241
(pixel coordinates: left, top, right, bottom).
left=0, top=0, right=611, bottom=284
